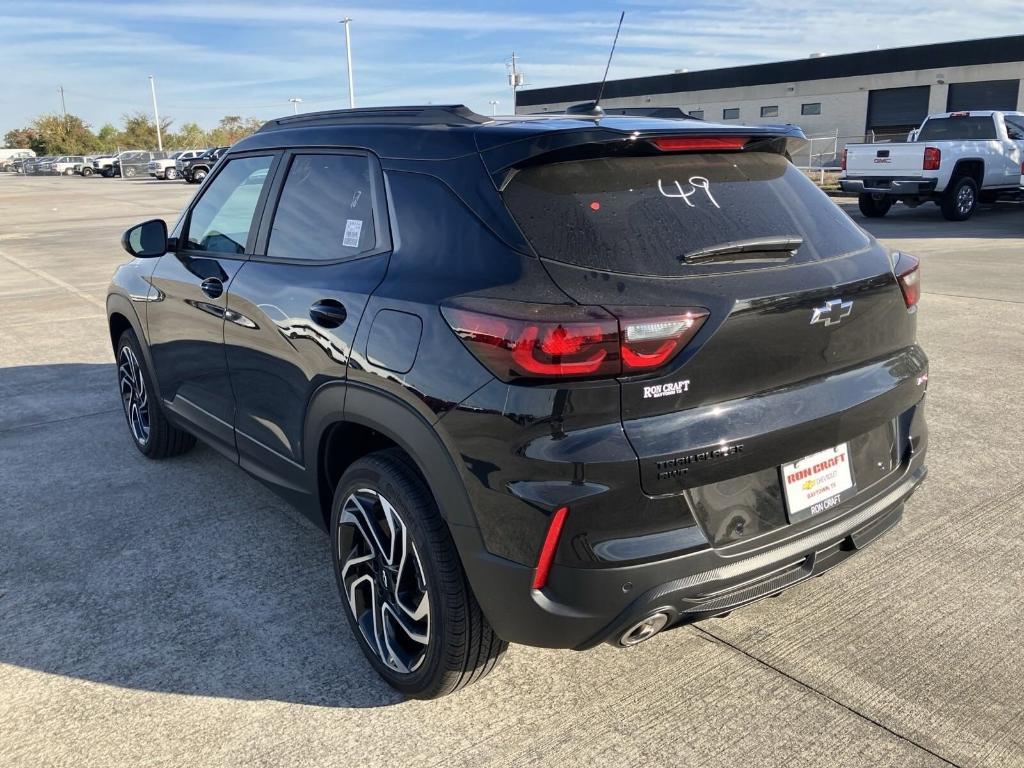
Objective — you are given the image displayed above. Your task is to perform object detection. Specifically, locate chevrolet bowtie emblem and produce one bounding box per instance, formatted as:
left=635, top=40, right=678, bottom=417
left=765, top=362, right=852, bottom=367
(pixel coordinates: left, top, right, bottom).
left=810, top=298, right=853, bottom=327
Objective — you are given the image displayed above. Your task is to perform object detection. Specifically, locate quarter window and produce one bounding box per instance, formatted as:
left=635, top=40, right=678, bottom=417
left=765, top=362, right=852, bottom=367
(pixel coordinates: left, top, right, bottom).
left=184, top=155, right=273, bottom=254
left=688, top=110, right=704, bottom=120
left=267, top=154, right=377, bottom=261
left=723, top=108, right=740, bottom=120
left=1004, top=115, right=1024, bottom=140
left=760, top=105, right=779, bottom=118
left=801, top=102, right=822, bottom=116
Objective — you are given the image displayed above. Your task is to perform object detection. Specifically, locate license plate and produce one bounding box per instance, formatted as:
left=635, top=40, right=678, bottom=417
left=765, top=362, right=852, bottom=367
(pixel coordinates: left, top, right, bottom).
left=781, top=443, right=856, bottom=520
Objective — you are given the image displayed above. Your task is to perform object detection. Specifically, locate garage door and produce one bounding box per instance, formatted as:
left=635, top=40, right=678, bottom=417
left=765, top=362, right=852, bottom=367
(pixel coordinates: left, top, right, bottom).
left=866, top=86, right=931, bottom=140
left=946, top=80, right=1021, bottom=112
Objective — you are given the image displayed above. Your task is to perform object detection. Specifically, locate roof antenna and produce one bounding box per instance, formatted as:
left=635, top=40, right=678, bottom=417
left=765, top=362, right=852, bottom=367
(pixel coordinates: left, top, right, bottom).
left=566, top=11, right=624, bottom=119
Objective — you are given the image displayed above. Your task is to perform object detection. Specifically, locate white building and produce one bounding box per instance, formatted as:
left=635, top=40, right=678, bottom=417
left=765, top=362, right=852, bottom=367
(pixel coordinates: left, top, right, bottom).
left=516, top=35, right=1024, bottom=163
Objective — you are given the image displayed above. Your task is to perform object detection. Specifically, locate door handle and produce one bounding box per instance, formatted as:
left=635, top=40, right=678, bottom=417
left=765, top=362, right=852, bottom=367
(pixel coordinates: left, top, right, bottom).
left=309, top=299, right=347, bottom=329
left=201, top=277, right=223, bottom=299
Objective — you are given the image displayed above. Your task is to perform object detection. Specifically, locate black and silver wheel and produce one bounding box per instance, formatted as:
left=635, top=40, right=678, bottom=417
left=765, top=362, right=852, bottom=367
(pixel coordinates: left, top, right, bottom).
left=192, top=168, right=208, bottom=183
left=115, top=329, right=195, bottom=459
left=80, top=166, right=94, bottom=177
left=124, top=166, right=137, bottom=178
left=858, top=193, right=892, bottom=218
left=165, top=168, right=179, bottom=180
left=941, top=176, right=978, bottom=221
left=331, top=450, right=507, bottom=698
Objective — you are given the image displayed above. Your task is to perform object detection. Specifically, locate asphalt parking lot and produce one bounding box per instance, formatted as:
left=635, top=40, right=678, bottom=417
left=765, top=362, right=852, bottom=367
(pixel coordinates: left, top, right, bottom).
left=1, top=174, right=1022, bottom=768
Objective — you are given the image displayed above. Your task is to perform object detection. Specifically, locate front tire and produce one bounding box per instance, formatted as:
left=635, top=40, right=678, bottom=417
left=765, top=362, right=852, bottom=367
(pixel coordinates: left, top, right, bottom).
left=192, top=168, right=208, bottom=183
left=330, top=449, right=507, bottom=698
left=941, top=176, right=978, bottom=221
left=80, top=167, right=94, bottom=177
left=116, top=329, right=195, bottom=459
left=858, top=193, right=892, bottom=218
left=165, top=168, right=179, bottom=180
left=124, top=166, right=137, bottom=178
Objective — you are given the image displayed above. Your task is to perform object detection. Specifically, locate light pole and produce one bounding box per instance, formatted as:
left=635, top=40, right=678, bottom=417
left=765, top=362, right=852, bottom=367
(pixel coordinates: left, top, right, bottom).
left=489, top=100, right=500, bottom=116
left=148, top=75, right=163, bottom=151
left=289, top=97, right=303, bottom=114
left=340, top=18, right=355, bottom=108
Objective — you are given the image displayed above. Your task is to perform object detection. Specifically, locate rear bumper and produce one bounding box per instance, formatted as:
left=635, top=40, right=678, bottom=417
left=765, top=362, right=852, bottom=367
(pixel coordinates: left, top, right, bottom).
left=459, top=455, right=926, bottom=649
left=840, top=177, right=938, bottom=196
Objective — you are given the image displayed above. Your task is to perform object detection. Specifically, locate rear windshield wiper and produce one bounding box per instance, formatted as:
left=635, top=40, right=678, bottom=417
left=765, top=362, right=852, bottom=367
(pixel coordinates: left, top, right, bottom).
left=681, top=236, right=803, bottom=264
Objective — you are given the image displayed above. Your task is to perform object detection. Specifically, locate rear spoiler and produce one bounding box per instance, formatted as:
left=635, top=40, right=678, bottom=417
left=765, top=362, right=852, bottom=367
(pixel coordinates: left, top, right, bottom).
left=477, top=122, right=806, bottom=184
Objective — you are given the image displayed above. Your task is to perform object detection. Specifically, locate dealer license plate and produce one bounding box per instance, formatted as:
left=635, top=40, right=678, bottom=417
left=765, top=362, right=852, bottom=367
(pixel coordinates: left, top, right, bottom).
left=781, top=443, right=856, bottom=520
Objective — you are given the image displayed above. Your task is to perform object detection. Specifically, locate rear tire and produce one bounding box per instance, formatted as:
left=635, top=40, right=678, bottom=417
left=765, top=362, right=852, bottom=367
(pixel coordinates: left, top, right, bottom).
left=858, top=193, right=892, bottom=218
left=125, top=166, right=137, bottom=178
left=330, top=449, right=507, bottom=698
left=941, top=176, right=978, bottom=221
left=116, top=329, right=196, bottom=459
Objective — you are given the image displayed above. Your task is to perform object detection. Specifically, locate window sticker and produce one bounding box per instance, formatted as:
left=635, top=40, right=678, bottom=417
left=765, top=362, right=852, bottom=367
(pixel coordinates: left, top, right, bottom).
left=343, top=219, right=363, bottom=248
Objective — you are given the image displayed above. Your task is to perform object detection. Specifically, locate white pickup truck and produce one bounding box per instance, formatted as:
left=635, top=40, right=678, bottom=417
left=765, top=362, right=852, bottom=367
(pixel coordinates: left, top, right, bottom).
left=840, top=110, right=1024, bottom=221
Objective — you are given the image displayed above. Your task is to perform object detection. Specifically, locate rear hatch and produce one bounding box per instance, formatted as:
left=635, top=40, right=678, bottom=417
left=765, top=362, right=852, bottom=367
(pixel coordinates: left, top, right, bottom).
left=845, top=143, right=926, bottom=177
left=500, top=139, right=923, bottom=545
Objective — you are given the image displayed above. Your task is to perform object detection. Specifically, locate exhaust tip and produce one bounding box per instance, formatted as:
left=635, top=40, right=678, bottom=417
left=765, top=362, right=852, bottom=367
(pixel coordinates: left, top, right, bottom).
left=618, top=612, right=670, bottom=647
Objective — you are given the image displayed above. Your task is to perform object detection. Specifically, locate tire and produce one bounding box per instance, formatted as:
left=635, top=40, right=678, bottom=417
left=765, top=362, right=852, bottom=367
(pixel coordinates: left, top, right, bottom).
left=941, top=176, right=978, bottom=221
left=64, top=168, right=74, bottom=176
left=101, top=169, right=112, bottom=178
left=165, top=168, right=179, bottom=180
left=125, top=166, right=137, bottom=178
left=858, top=193, right=892, bottom=218
left=330, top=449, right=507, bottom=698
left=80, top=167, right=94, bottom=177
left=192, top=168, right=208, bottom=183
left=116, top=329, right=196, bottom=459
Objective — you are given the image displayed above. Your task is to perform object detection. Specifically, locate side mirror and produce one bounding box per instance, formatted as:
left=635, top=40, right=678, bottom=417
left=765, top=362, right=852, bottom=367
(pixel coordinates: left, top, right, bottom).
left=122, top=219, right=169, bottom=258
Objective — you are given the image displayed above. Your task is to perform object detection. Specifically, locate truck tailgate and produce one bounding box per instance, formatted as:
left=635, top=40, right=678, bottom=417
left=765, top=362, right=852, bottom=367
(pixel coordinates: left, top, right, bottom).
left=846, top=144, right=925, bottom=176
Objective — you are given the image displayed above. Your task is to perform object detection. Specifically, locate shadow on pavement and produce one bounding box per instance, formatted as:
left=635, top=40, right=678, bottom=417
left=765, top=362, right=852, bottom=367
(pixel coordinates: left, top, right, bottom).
left=0, top=364, right=402, bottom=709
left=839, top=199, right=1024, bottom=241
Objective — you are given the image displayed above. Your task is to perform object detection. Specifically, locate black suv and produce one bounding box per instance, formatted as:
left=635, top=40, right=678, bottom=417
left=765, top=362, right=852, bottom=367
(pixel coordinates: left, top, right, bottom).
left=108, top=105, right=928, bottom=698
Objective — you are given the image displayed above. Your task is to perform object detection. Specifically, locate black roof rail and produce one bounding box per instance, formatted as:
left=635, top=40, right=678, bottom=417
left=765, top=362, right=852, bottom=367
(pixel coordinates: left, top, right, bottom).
left=258, top=104, right=490, bottom=132
left=600, top=106, right=695, bottom=119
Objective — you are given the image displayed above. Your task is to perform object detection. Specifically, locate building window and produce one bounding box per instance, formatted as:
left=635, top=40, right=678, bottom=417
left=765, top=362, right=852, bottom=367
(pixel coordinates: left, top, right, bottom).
left=801, top=102, right=822, bottom=116
left=688, top=110, right=704, bottom=120
left=760, top=105, right=779, bottom=118
left=722, top=108, right=739, bottom=120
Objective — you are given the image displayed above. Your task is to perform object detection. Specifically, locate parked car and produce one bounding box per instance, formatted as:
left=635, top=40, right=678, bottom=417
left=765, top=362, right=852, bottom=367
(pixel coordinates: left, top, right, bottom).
left=23, top=156, right=54, bottom=174
left=109, top=105, right=928, bottom=698
left=0, top=149, right=34, bottom=171
left=148, top=149, right=205, bottom=180
left=180, top=146, right=228, bottom=183
left=841, top=110, right=1024, bottom=220
left=111, top=150, right=169, bottom=178
left=89, top=152, right=125, bottom=177
left=72, top=157, right=97, bottom=175
left=48, top=156, right=89, bottom=175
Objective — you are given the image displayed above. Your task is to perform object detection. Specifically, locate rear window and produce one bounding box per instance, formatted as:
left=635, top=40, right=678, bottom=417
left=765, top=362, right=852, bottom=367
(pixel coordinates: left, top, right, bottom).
left=502, top=152, right=869, bottom=276
left=916, top=116, right=997, bottom=141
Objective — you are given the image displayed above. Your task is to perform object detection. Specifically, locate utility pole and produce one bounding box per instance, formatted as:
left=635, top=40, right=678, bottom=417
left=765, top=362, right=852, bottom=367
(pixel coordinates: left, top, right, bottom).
left=58, top=85, right=68, bottom=120
left=289, top=97, right=303, bottom=114
left=489, top=100, right=500, bottom=116
left=340, top=18, right=355, bottom=108
left=506, top=53, right=525, bottom=112
left=148, top=75, right=163, bottom=151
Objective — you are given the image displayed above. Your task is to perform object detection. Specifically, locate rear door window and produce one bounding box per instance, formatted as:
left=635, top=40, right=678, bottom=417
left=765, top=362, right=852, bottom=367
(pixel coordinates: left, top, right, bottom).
left=502, top=151, right=869, bottom=276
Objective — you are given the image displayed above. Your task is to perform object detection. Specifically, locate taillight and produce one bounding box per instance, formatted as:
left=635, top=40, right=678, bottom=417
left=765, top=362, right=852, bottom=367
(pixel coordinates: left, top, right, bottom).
left=840, top=148, right=847, bottom=171
left=441, top=299, right=708, bottom=381
left=651, top=136, right=747, bottom=152
left=893, top=252, right=921, bottom=308
left=531, top=506, right=568, bottom=590
left=923, top=147, right=941, bottom=171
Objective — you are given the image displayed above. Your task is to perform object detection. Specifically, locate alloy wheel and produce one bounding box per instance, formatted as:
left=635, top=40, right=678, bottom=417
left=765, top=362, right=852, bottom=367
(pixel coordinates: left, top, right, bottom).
left=118, top=345, right=150, bottom=445
left=338, top=488, right=431, bottom=673
left=957, top=184, right=975, bottom=216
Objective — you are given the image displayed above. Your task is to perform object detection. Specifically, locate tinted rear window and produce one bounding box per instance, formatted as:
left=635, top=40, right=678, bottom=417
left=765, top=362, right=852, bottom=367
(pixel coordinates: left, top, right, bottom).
left=916, top=116, right=997, bottom=141
left=502, top=152, right=869, bottom=275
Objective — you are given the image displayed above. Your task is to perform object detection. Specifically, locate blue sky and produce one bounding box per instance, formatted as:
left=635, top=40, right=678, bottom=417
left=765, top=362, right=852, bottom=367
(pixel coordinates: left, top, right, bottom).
left=1, top=0, right=1021, bottom=134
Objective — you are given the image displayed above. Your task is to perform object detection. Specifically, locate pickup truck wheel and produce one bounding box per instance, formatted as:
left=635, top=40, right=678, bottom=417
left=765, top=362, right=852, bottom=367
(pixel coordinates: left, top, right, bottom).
left=80, top=167, right=94, bottom=177
left=858, top=193, right=892, bottom=218
left=941, top=177, right=978, bottom=221
left=192, top=168, right=208, bottom=183
left=165, top=168, right=179, bottom=180
left=124, top=166, right=137, bottom=178
left=101, top=169, right=112, bottom=178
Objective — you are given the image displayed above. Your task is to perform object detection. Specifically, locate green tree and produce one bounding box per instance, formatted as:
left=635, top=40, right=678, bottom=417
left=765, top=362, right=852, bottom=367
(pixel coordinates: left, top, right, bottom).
left=120, top=111, right=173, bottom=149
left=28, top=114, right=100, bottom=154
left=167, top=121, right=207, bottom=149
left=3, top=127, right=38, bottom=149
left=206, top=115, right=262, bottom=146
left=96, top=123, right=120, bottom=152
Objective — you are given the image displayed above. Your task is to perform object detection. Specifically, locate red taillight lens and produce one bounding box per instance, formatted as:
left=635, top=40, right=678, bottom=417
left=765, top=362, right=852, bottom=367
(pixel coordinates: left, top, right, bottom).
left=840, top=148, right=847, bottom=171
left=651, top=136, right=748, bottom=152
left=894, top=252, right=921, bottom=308
left=532, top=506, right=568, bottom=590
left=442, top=300, right=708, bottom=381
left=923, top=146, right=941, bottom=171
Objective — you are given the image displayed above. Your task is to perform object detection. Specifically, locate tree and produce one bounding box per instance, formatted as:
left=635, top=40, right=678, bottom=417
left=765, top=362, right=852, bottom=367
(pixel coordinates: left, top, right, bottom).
left=167, top=121, right=207, bottom=149
left=119, top=111, right=173, bottom=150
left=96, top=123, right=120, bottom=152
left=4, top=127, right=38, bottom=150
left=26, top=114, right=100, bottom=154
